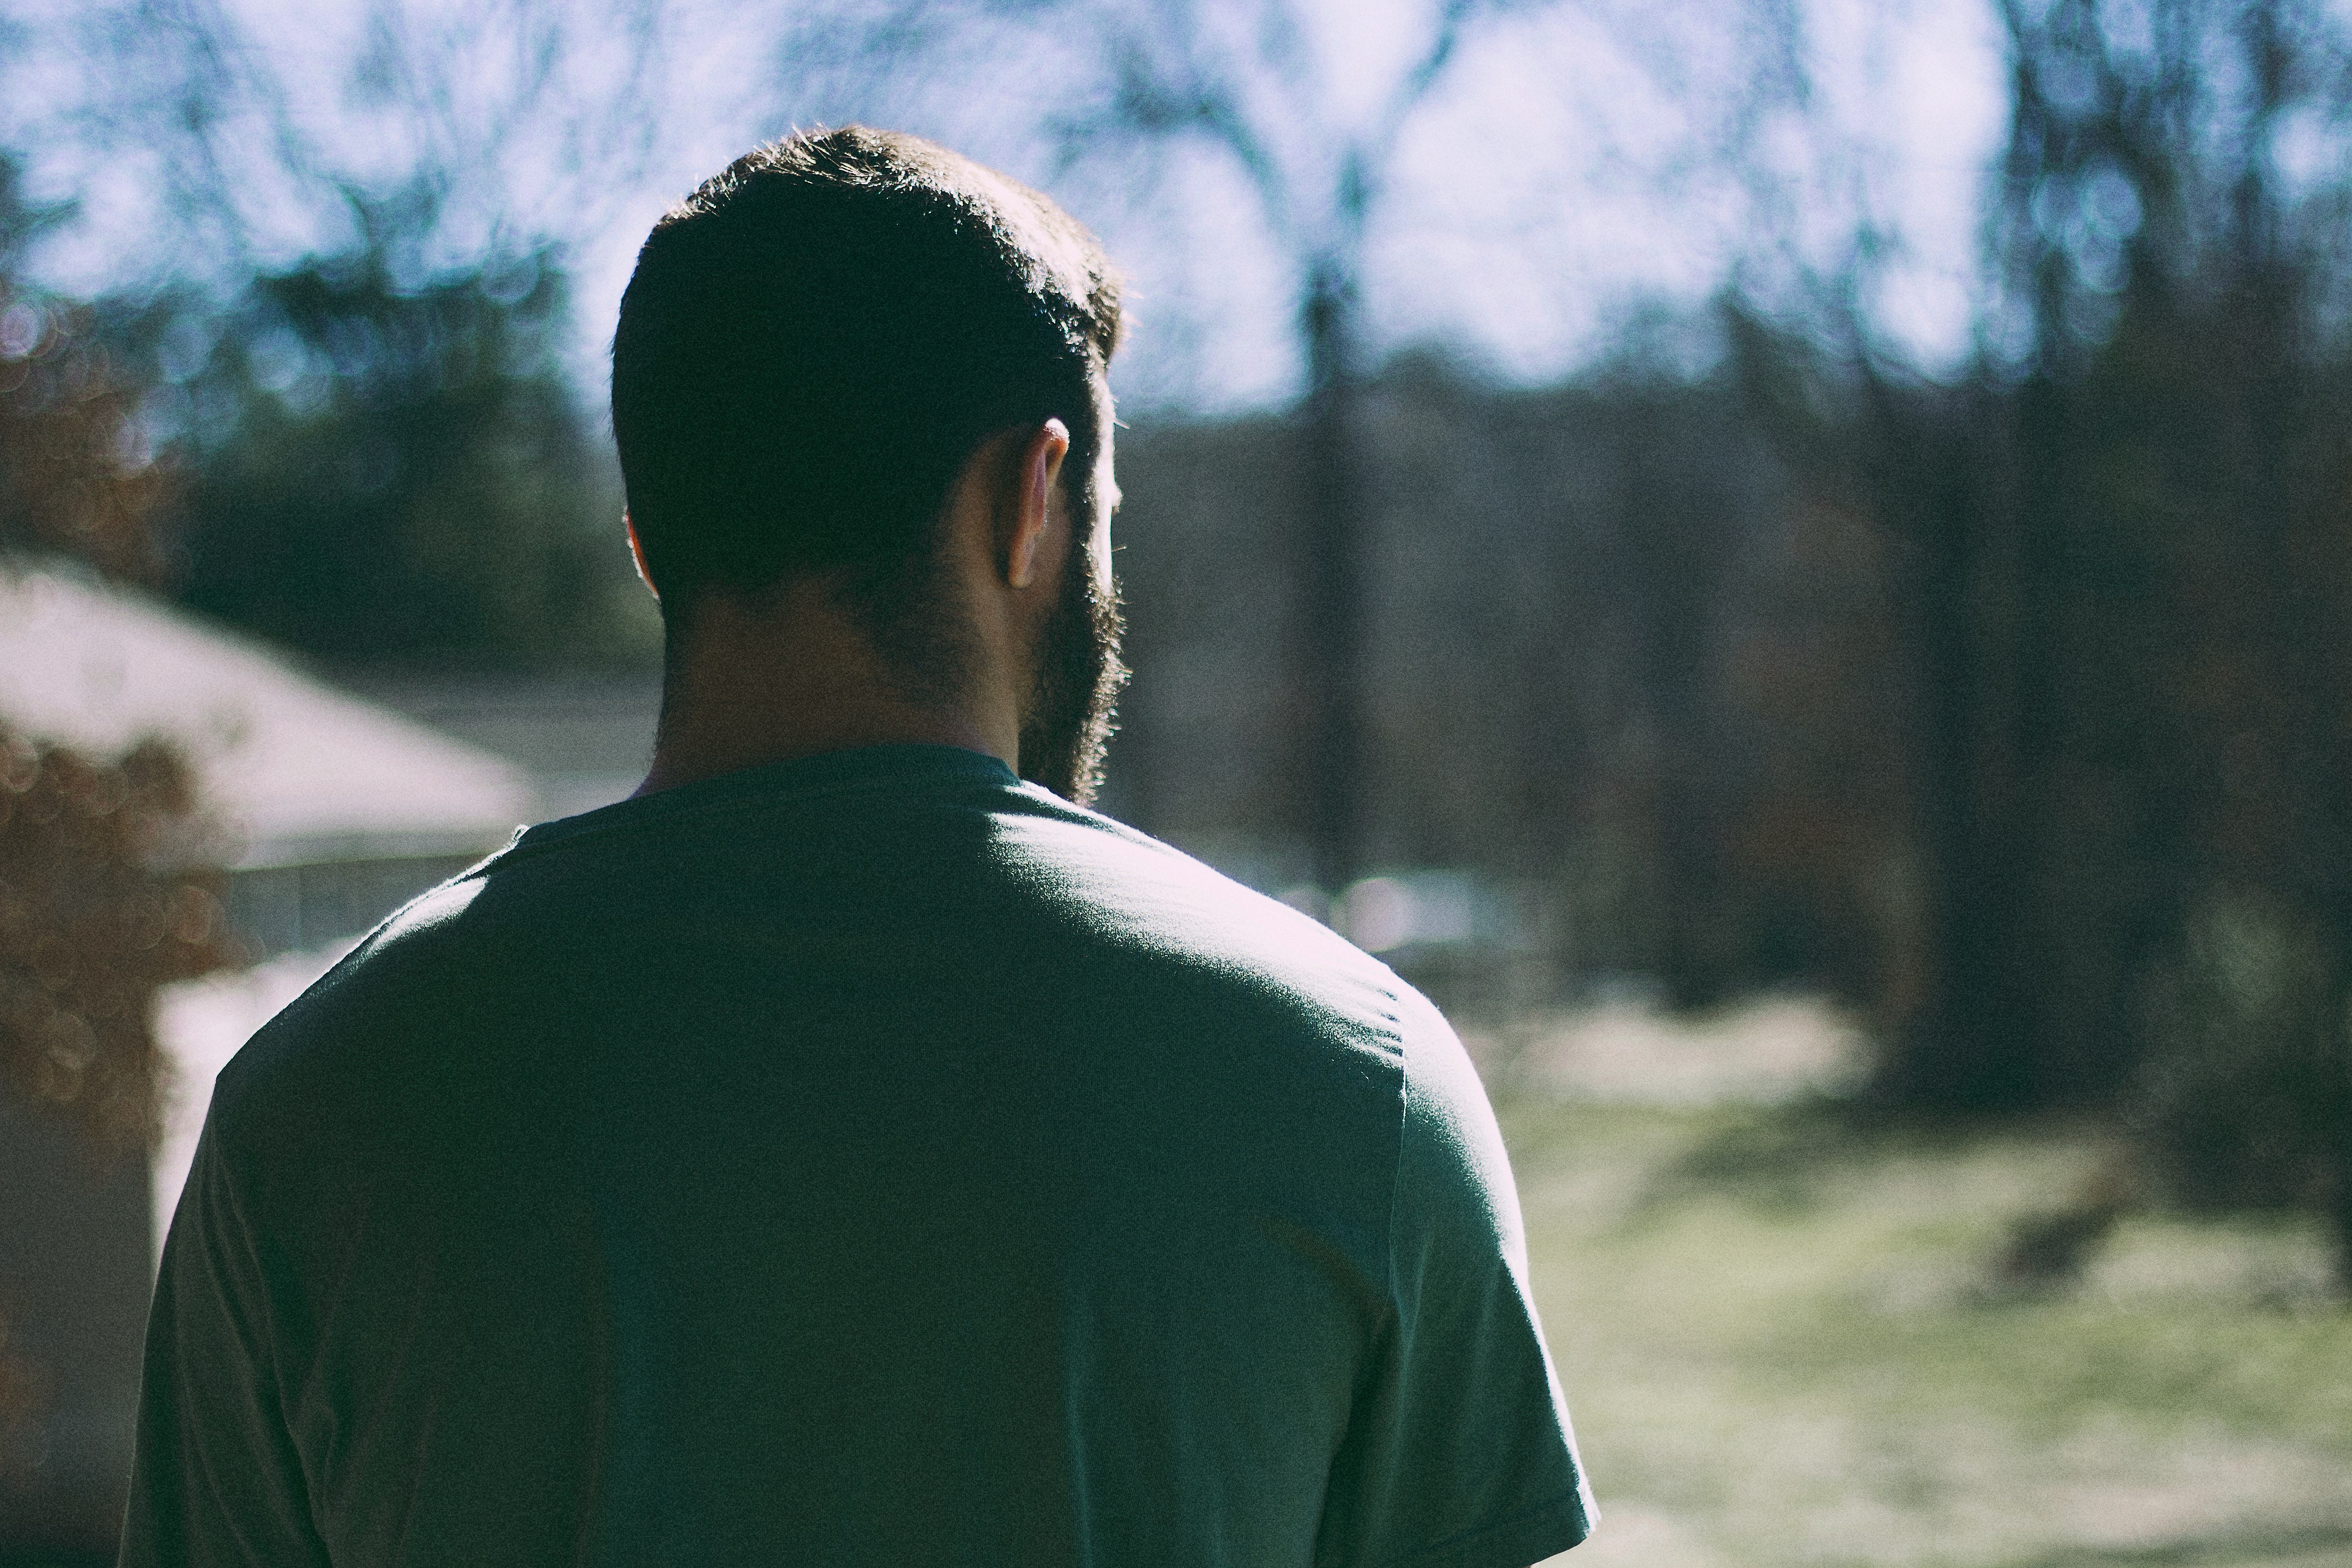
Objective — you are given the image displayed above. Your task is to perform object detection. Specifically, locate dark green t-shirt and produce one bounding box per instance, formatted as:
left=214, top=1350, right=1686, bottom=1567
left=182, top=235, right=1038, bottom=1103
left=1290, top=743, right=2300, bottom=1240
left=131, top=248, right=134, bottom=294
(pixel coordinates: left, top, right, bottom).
left=124, top=745, right=1593, bottom=1567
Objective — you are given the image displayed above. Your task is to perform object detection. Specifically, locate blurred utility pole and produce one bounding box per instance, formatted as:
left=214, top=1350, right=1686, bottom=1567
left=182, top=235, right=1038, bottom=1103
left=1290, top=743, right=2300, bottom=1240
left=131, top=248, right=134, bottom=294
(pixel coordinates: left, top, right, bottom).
left=1297, top=250, right=1370, bottom=892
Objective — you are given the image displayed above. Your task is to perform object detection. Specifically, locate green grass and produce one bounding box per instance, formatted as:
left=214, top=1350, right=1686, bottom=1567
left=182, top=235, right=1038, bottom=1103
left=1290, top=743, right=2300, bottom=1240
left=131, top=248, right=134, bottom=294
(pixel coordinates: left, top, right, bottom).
left=1504, top=1098, right=2352, bottom=1568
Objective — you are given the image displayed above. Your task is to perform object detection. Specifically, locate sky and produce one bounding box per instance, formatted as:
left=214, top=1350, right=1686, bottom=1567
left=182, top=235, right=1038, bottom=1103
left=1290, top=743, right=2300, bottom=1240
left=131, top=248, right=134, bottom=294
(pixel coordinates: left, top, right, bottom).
left=8, top=0, right=2011, bottom=416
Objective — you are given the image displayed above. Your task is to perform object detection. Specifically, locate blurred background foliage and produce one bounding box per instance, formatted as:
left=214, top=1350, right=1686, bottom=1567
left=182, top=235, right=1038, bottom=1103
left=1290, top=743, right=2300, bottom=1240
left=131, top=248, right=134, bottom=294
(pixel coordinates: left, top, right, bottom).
left=0, top=158, right=174, bottom=587
left=156, top=216, right=644, bottom=668
left=0, top=719, right=239, bottom=1153
left=1, top=0, right=2349, bottom=1279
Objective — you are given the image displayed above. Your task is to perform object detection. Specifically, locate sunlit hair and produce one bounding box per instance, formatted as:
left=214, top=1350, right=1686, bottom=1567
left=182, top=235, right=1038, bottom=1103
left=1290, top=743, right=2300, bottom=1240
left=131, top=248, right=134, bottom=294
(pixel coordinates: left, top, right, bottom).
left=611, top=126, right=1122, bottom=653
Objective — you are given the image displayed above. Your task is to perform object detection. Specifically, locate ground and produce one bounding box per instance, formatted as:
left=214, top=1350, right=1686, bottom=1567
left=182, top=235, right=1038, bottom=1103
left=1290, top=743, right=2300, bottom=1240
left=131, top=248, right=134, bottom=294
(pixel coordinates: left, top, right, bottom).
left=1483, top=1001, right=2352, bottom=1568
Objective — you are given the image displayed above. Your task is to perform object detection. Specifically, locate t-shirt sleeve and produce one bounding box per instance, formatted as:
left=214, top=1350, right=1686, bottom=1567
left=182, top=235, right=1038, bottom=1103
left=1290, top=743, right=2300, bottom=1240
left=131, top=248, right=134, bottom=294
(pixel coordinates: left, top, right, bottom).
left=1317, top=1007, right=1596, bottom=1568
left=119, top=1115, right=331, bottom=1568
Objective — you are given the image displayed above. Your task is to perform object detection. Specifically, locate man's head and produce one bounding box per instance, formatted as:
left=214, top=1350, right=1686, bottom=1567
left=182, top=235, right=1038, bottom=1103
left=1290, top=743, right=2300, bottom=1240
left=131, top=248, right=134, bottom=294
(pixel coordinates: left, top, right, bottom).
left=611, top=126, right=1127, bottom=799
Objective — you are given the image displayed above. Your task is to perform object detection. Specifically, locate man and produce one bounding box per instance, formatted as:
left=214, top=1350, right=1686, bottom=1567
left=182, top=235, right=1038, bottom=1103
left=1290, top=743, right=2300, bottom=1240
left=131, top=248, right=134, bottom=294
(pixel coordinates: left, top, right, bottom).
left=122, top=127, right=1593, bottom=1567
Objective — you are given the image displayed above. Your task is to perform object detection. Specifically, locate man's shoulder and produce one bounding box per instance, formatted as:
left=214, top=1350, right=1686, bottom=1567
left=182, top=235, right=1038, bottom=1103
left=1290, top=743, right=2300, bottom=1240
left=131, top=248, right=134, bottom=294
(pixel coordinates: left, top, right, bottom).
left=206, top=781, right=1470, bottom=1155
left=993, top=792, right=1342, bottom=961
left=206, top=870, right=511, bottom=1147
left=992, top=798, right=1513, bottom=1137
left=994, top=795, right=1417, bottom=1032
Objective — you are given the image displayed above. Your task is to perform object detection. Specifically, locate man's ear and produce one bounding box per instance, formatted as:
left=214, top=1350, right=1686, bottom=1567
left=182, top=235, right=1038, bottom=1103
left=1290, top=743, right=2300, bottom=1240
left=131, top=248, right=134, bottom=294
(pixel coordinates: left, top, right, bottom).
left=625, top=512, right=659, bottom=601
left=1004, top=419, right=1072, bottom=590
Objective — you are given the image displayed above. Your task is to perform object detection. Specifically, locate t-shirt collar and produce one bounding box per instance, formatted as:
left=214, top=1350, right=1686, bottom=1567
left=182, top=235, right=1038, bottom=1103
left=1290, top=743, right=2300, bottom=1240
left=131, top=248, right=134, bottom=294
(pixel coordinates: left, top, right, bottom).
left=504, top=742, right=1020, bottom=861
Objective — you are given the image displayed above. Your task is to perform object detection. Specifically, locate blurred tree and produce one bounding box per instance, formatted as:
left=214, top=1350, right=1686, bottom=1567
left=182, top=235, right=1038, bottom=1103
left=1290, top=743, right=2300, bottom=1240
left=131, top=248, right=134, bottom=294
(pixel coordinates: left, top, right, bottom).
left=1722, top=0, right=2352, bottom=1275
left=0, top=152, right=233, bottom=1139
left=0, top=718, right=240, bottom=1152
left=64, top=0, right=665, bottom=295
left=18, top=0, right=668, bottom=670
left=1856, top=0, right=2352, bottom=1117
left=155, top=201, right=648, bottom=668
left=0, top=156, right=174, bottom=585
left=0, top=714, right=239, bottom=1538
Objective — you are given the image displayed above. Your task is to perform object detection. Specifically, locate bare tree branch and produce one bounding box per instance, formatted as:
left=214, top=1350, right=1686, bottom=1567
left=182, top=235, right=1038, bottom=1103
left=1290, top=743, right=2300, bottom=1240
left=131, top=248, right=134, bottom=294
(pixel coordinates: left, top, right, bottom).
left=35, top=0, right=673, bottom=293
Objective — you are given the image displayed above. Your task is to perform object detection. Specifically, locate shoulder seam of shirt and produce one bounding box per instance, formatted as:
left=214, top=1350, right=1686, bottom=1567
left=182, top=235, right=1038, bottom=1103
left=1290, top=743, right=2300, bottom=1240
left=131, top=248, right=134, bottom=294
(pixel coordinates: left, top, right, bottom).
left=1382, top=1002, right=1412, bottom=1336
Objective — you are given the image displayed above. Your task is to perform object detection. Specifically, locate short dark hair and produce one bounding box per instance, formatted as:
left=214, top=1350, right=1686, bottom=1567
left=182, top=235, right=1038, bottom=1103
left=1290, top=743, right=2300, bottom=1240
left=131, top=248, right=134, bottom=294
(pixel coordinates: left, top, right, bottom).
left=611, top=127, right=1122, bottom=625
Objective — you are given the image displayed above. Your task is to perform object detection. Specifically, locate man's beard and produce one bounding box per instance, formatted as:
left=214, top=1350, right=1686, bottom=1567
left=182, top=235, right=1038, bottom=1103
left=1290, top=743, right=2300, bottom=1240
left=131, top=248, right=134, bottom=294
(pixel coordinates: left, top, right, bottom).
left=1017, top=536, right=1127, bottom=805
